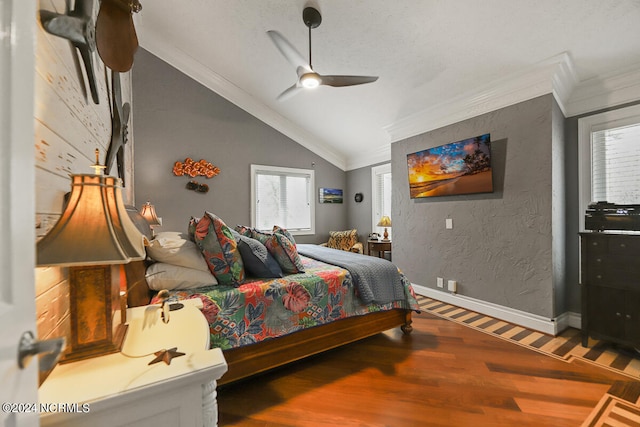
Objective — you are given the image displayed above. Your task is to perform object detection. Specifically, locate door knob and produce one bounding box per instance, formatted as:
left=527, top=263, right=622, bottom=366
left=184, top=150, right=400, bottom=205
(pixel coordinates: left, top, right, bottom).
left=17, top=331, right=66, bottom=371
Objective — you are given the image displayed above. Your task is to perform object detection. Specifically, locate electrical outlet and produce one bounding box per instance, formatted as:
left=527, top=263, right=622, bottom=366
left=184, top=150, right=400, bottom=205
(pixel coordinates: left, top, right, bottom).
left=445, top=218, right=453, bottom=229
left=447, top=280, right=457, bottom=293
left=437, top=277, right=444, bottom=288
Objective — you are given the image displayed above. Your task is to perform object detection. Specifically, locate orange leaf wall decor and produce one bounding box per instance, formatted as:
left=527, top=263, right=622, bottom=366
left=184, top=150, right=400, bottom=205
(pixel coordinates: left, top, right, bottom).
left=172, top=157, right=220, bottom=178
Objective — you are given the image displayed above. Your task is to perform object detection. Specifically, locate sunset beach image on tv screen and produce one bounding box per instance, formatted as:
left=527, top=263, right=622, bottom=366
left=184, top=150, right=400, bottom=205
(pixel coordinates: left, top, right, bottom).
left=407, top=133, right=493, bottom=199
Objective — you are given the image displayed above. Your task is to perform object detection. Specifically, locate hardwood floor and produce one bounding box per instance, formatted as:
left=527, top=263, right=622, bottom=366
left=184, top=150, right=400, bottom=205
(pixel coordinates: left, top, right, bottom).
left=217, top=310, right=638, bottom=426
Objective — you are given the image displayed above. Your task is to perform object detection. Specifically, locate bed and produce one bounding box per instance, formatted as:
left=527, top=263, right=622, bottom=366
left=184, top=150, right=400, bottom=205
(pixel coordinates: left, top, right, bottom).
left=125, top=212, right=419, bottom=386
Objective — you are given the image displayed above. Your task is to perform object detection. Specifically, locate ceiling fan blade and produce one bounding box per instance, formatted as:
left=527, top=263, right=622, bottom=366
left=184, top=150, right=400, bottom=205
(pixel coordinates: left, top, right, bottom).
left=267, top=30, right=312, bottom=73
left=319, top=75, right=379, bottom=87
left=276, top=83, right=303, bottom=101
left=96, top=0, right=139, bottom=72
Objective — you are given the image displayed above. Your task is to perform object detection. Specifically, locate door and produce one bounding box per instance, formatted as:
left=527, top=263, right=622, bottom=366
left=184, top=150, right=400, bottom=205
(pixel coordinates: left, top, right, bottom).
left=0, top=1, right=39, bottom=426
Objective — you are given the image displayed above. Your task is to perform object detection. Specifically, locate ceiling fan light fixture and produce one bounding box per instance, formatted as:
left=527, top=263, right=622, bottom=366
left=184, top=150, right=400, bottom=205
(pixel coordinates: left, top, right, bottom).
left=300, top=73, right=321, bottom=88
left=268, top=6, right=378, bottom=99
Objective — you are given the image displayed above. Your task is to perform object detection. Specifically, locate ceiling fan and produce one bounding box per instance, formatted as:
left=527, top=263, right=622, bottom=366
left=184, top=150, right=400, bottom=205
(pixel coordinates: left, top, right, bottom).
left=267, top=6, right=378, bottom=101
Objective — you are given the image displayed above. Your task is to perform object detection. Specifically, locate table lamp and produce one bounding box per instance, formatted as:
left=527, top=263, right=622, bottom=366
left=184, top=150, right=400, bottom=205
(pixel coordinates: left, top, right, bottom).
left=139, top=201, right=161, bottom=235
left=37, top=151, right=146, bottom=363
left=377, top=215, right=392, bottom=241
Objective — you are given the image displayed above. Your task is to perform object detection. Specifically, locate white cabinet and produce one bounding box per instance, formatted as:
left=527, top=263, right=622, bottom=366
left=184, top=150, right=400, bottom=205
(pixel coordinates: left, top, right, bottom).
left=39, top=299, right=227, bottom=427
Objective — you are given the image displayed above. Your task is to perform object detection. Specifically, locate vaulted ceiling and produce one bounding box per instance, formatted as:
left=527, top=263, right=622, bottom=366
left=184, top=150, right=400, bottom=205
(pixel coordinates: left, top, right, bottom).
left=135, top=1, right=640, bottom=170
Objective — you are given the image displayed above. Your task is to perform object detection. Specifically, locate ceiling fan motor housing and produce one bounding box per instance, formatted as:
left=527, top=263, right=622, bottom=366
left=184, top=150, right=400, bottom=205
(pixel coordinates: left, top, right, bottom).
left=303, top=7, right=322, bottom=29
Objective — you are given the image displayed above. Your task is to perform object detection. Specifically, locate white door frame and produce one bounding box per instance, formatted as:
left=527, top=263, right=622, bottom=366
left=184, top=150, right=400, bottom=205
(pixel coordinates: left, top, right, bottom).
left=0, top=0, right=39, bottom=425
left=371, top=163, right=392, bottom=237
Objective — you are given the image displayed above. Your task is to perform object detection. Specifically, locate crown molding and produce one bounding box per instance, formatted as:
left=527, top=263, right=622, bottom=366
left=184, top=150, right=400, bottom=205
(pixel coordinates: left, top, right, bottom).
left=345, top=143, right=391, bottom=171
left=564, top=63, right=640, bottom=117
left=384, top=52, right=578, bottom=144
left=137, top=32, right=347, bottom=171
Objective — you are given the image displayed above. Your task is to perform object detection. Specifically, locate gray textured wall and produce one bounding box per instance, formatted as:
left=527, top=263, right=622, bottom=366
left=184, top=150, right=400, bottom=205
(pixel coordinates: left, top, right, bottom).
left=551, top=98, right=567, bottom=316
left=390, top=95, right=563, bottom=318
left=132, top=49, right=347, bottom=242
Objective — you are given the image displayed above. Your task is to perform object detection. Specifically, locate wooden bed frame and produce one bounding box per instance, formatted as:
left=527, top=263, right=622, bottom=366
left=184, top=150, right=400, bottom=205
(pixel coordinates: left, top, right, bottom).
left=220, top=308, right=412, bottom=386
left=124, top=260, right=413, bottom=386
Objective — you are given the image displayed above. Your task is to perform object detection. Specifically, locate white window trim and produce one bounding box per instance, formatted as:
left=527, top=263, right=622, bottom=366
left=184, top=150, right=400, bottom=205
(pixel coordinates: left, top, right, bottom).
left=578, top=103, right=640, bottom=232
left=371, top=163, right=391, bottom=235
left=250, top=164, right=315, bottom=235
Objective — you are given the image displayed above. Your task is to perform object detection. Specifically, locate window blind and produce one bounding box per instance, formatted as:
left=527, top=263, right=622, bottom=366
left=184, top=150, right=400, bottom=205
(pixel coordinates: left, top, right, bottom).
left=591, top=123, right=640, bottom=204
left=254, top=168, right=312, bottom=232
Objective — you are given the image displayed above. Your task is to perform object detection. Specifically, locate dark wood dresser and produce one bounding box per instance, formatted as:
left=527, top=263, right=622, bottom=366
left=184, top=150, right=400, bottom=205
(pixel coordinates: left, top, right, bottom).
left=580, top=232, right=640, bottom=348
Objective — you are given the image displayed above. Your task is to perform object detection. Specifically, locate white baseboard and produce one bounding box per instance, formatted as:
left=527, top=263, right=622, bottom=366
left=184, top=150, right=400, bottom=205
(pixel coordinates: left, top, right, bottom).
left=413, top=284, right=581, bottom=336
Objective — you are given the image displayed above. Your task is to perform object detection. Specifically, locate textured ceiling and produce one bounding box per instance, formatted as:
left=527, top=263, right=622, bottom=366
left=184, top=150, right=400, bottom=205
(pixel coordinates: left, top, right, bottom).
left=135, top=1, right=640, bottom=170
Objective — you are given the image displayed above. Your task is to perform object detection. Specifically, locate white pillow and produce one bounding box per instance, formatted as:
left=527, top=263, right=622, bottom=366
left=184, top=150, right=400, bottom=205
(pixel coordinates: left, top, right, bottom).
left=145, top=262, right=218, bottom=290
left=146, top=231, right=209, bottom=271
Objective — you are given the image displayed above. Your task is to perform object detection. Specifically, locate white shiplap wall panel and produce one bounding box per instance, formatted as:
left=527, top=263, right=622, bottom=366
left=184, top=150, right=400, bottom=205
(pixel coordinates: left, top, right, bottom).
left=34, top=73, right=109, bottom=173
left=35, top=26, right=110, bottom=156
left=34, top=0, right=135, bottom=346
left=36, top=1, right=110, bottom=115
left=35, top=120, right=78, bottom=178
left=34, top=167, right=68, bottom=238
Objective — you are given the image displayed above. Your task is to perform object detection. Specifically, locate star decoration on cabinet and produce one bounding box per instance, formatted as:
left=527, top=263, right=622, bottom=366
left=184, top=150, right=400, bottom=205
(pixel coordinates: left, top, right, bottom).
left=148, top=347, right=185, bottom=366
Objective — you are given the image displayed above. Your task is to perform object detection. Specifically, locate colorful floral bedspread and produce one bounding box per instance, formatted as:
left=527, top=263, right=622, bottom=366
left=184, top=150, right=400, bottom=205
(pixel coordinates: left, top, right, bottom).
left=152, top=255, right=419, bottom=350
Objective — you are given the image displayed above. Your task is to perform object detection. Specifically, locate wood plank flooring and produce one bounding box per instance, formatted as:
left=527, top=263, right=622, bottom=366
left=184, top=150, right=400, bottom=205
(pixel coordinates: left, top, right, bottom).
left=217, top=310, right=639, bottom=426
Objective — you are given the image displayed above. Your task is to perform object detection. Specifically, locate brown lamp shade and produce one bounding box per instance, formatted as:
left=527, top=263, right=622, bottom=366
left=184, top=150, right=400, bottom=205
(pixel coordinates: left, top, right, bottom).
left=36, top=174, right=146, bottom=363
left=37, top=175, right=146, bottom=266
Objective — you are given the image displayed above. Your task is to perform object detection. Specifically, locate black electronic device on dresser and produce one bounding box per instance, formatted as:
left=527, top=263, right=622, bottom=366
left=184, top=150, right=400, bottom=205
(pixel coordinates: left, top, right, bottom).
left=580, top=201, right=640, bottom=348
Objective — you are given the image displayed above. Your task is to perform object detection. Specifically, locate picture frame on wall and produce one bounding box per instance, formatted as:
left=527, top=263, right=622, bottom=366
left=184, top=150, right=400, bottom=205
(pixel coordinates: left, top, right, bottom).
left=319, top=188, right=343, bottom=204
left=406, top=133, right=493, bottom=199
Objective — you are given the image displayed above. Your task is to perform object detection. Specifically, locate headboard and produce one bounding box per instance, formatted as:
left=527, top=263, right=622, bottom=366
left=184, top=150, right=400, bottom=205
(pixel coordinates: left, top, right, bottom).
left=124, top=205, right=153, bottom=307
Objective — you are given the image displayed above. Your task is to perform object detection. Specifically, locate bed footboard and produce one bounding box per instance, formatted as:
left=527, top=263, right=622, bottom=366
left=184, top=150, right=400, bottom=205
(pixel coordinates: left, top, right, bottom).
left=219, top=308, right=412, bottom=386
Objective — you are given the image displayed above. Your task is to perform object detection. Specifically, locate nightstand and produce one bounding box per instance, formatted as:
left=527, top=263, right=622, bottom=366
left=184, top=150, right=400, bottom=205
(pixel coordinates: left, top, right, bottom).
left=39, top=299, right=228, bottom=427
left=368, top=239, right=392, bottom=259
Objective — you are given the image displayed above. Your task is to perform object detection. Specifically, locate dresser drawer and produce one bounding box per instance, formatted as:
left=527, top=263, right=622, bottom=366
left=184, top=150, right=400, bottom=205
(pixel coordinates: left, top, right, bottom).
left=585, top=253, right=640, bottom=289
left=585, top=254, right=640, bottom=273
left=583, top=234, right=640, bottom=255
left=585, top=261, right=640, bottom=289
left=583, top=235, right=608, bottom=254
left=608, top=235, right=640, bottom=254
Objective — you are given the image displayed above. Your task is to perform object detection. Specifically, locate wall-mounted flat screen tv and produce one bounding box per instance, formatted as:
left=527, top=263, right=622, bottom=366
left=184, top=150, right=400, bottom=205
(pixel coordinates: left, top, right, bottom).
left=407, top=133, right=493, bottom=199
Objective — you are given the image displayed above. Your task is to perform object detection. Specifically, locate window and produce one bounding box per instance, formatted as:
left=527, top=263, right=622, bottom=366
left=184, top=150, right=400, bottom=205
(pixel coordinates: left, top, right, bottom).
left=251, top=165, right=315, bottom=235
left=578, top=104, right=640, bottom=231
left=371, top=163, right=392, bottom=238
